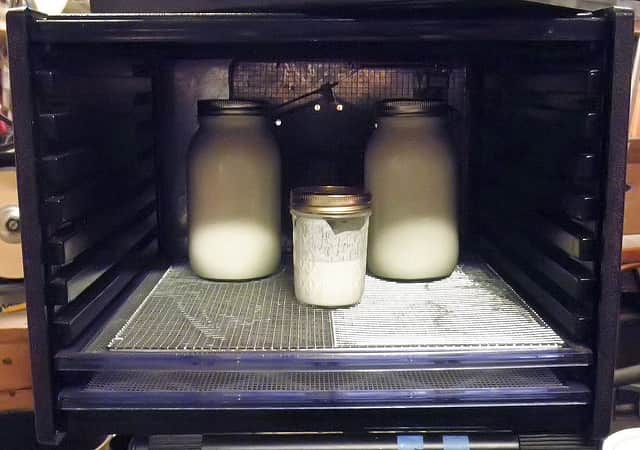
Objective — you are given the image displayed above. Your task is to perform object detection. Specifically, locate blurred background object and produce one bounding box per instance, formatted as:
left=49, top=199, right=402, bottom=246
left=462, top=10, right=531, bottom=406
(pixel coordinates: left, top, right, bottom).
left=27, top=0, right=90, bottom=13
left=0, top=156, right=22, bottom=281
left=0, top=283, right=30, bottom=415
left=0, top=1, right=21, bottom=282
left=25, top=0, right=68, bottom=14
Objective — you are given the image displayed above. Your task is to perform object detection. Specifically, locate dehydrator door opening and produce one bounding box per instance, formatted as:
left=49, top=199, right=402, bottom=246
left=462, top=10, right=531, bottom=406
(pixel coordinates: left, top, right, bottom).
left=39, top=45, right=604, bottom=366
left=41, top=46, right=600, bottom=428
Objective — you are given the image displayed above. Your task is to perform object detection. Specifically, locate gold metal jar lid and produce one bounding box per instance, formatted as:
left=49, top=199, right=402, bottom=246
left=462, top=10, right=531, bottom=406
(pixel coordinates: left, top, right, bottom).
left=290, top=186, right=371, bottom=217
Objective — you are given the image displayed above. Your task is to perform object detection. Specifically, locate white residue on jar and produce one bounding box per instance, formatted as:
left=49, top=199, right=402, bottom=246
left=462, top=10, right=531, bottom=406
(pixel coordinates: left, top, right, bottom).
left=292, top=215, right=369, bottom=307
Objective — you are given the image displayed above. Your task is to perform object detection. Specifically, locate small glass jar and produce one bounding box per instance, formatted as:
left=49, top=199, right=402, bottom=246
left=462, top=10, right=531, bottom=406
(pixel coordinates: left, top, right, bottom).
left=290, top=186, right=371, bottom=307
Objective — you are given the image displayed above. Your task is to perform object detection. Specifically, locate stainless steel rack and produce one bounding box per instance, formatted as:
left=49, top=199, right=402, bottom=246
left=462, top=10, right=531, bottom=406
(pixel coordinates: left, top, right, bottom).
left=58, top=367, right=591, bottom=410
left=108, top=256, right=565, bottom=353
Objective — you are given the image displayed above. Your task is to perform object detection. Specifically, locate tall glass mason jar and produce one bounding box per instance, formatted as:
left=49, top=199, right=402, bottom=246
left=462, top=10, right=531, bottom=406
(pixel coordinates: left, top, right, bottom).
left=188, top=99, right=281, bottom=280
left=365, top=99, right=458, bottom=280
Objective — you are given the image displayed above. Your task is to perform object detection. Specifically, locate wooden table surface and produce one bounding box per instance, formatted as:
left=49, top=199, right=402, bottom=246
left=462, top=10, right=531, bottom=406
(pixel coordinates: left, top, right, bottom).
left=0, top=283, right=32, bottom=412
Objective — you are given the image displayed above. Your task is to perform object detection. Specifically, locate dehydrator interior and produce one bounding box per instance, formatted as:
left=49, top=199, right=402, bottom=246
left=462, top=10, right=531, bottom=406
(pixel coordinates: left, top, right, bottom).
left=8, top=7, right=631, bottom=446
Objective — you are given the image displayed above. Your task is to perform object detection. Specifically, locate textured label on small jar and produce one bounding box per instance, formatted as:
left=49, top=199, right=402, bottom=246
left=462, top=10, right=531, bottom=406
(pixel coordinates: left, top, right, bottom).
left=293, top=216, right=369, bottom=262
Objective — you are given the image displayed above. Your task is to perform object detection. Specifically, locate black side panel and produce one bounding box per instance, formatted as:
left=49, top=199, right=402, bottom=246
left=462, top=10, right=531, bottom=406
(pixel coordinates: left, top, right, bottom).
left=31, top=43, right=159, bottom=316
left=6, top=9, right=60, bottom=446
left=591, top=6, right=633, bottom=440
left=53, top=237, right=159, bottom=345
left=476, top=45, right=605, bottom=340
left=8, top=10, right=160, bottom=443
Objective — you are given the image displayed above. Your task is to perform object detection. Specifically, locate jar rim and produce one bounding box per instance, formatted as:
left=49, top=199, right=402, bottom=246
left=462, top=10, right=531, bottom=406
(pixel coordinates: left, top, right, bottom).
left=198, top=99, right=267, bottom=117
left=290, top=186, right=371, bottom=217
left=377, top=99, right=447, bottom=117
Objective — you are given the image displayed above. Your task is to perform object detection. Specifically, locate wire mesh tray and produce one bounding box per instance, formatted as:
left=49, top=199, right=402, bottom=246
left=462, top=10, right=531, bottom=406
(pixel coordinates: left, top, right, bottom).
left=58, top=368, right=591, bottom=410
left=107, top=256, right=566, bottom=353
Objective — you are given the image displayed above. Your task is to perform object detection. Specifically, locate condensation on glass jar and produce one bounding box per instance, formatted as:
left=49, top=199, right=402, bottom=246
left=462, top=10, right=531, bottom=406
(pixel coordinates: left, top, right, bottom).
left=290, top=187, right=371, bottom=308
left=365, top=99, right=458, bottom=281
left=188, top=99, right=281, bottom=280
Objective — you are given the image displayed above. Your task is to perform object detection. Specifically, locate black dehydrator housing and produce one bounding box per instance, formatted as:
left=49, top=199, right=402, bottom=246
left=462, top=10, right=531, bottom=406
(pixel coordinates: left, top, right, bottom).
left=6, top=2, right=633, bottom=448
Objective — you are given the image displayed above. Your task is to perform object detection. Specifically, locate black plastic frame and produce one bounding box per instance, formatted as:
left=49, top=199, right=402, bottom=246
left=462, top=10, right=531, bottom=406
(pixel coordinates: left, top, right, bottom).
left=26, top=12, right=608, bottom=43
left=7, top=9, right=62, bottom=447
left=64, top=406, right=591, bottom=436
left=591, top=5, right=633, bottom=441
left=6, top=5, right=632, bottom=447
left=86, top=0, right=626, bottom=14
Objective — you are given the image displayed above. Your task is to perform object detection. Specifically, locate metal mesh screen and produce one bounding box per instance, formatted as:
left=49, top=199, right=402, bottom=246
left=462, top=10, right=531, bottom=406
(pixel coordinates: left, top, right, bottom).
left=231, top=62, right=449, bottom=106
left=85, top=368, right=564, bottom=393
left=108, top=257, right=564, bottom=352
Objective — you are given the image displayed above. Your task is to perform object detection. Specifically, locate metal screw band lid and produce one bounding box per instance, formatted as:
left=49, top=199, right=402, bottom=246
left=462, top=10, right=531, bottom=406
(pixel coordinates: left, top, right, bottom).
left=290, top=186, right=371, bottom=217
left=377, top=99, right=447, bottom=117
left=198, top=99, right=267, bottom=116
